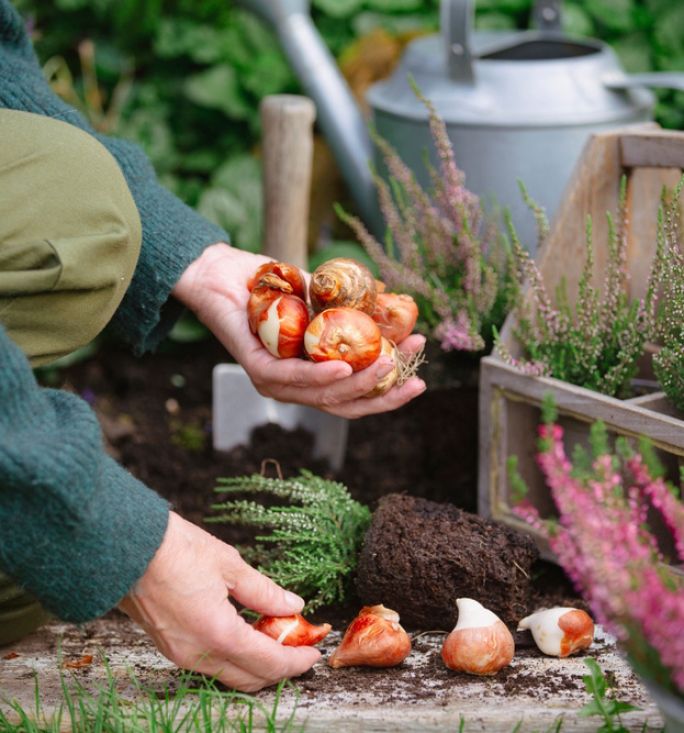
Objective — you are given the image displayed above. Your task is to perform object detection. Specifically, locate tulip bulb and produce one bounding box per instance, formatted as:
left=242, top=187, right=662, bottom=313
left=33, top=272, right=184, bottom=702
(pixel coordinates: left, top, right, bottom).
left=254, top=293, right=309, bottom=359
left=371, top=293, right=419, bottom=344
left=304, top=307, right=381, bottom=372
left=253, top=613, right=332, bottom=647
left=309, top=257, right=377, bottom=314
left=328, top=604, right=411, bottom=669
left=441, top=598, right=515, bottom=676
left=365, top=337, right=399, bottom=397
left=517, top=607, right=594, bottom=657
left=247, top=261, right=306, bottom=300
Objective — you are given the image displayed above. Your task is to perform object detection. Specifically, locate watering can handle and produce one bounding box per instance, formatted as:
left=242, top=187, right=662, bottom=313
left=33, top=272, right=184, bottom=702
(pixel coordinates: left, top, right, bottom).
left=260, top=95, right=316, bottom=270
left=532, top=0, right=563, bottom=31
left=443, top=0, right=563, bottom=82
left=442, top=0, right=475, bottom=84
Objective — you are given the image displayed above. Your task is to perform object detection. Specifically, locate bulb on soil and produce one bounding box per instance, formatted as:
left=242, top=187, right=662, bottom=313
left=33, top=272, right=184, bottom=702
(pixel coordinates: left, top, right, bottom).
left=441, top=598, right=515, bottom=676
left=328, top=604, right=411, bottom=669
left=517, top=607, right=594, bottom=657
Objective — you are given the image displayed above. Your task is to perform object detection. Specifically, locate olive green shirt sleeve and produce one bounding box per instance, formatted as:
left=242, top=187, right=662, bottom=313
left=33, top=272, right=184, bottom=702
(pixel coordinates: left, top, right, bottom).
left=0, top=0, right=230, bottom=355
left=0, top=325, right=170, bottom=622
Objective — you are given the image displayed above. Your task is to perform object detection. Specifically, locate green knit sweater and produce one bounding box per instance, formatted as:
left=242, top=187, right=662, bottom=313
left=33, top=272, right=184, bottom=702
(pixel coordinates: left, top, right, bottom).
left=0, top=1, right=229, bottom=622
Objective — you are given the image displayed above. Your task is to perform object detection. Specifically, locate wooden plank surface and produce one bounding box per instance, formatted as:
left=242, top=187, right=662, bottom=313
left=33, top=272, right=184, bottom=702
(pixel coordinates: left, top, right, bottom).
left=626, top=166, right=682, bottom=301
left=0, top=617, right=663, bottom=732
left=481, top=357, right=684, bottom=454
left=260, top=95, right=316, bottom=270
left=620, top=129, right=684, bottom=169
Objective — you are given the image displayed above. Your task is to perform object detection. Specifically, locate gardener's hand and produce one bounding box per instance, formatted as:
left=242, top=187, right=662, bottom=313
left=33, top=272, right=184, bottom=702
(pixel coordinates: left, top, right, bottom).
left=118, top=512, right=320, bottom=692
left=172, top=243, right=426, bottom=419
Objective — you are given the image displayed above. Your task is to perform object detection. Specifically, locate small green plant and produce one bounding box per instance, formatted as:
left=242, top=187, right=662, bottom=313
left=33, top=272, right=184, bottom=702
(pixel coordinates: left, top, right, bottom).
left=170, top=419, right=207, bottom=453
left=497, top=179, right=654, bottom=398
left=208, top=468, right=371, bottom=612
left=338, top=82, right=516, bottom=353
left=0, top=662, right=302, bottom=732
left=579, top=658, right=642, bottom=733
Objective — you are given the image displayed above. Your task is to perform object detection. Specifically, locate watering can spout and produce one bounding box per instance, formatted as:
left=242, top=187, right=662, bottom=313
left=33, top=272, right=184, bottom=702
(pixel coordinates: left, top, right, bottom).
left=236, top=0, right=380, bottom=233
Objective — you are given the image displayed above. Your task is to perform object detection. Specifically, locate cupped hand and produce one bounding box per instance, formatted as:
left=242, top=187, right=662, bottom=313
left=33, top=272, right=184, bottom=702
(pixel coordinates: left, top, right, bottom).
left=172, top=243, right=427, bottom=419
left=118, top=512, right=320, bottom=692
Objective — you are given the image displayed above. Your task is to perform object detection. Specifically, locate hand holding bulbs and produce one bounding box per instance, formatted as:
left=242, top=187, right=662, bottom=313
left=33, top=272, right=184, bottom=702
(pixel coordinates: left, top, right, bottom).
left=246, top=257, right=422, bottom=396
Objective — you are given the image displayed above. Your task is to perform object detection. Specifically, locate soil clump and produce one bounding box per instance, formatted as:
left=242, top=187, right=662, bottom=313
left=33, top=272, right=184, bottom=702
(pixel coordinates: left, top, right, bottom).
left=356, top=493, right=539, bottom=629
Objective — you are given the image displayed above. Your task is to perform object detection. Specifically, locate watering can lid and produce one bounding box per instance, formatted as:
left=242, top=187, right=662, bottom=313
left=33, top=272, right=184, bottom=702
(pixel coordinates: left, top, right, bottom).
left=367, top=26, right=653, bottom=128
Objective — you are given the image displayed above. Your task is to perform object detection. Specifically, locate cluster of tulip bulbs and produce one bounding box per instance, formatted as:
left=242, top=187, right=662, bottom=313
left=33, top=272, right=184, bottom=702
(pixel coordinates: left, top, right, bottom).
left=246, top=258, right=419, bottom=396
left=253, top=599, right=595, bottom=674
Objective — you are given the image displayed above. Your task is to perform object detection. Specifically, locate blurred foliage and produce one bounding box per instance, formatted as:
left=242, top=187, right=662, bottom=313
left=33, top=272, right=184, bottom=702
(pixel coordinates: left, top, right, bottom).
left=14, top=0, right=684, bottom=259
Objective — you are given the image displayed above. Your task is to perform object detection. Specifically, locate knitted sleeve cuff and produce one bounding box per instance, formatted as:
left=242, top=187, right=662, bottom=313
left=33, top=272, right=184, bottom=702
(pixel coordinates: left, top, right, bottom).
left=0, top=328, right=169, bottom=622
left=3, top=451, right=170, bottom=623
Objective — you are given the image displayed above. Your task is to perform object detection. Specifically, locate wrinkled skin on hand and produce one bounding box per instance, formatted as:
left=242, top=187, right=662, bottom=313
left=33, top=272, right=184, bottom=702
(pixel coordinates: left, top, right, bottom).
left=171, top=243, right=426, bottom=419
left=118, top=512, right=320, bottom=692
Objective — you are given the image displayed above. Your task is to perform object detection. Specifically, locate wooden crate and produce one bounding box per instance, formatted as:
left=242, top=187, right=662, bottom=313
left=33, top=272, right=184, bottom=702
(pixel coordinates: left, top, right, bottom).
left=478, top=125, right=684, bottom=559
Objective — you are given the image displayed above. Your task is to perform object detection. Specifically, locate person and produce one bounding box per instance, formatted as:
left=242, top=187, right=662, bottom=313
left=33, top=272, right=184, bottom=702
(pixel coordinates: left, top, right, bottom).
left=0, top=1, right=426, bottom=692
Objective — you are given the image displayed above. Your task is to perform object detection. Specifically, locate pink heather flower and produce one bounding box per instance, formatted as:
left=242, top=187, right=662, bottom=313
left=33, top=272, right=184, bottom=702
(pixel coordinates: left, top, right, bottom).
left=434, top=312, right=484, bottom=352
left=513, top=419, right=684, bottom=696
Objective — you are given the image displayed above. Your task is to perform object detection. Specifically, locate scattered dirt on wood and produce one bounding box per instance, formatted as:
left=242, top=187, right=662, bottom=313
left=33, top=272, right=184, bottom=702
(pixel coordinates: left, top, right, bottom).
left=43, top=333, right=589, bottom=702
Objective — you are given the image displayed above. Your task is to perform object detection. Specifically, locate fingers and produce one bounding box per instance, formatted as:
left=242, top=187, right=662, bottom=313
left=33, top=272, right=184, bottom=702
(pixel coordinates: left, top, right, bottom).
left=259, top=353, right=426, bottom=418
left=252, top=353, right=353, bottom=391
left=331, top=376, right=427, bottom=419
left=168, top=619, right=320, bottom=692
left=212, top=615, right=321, bottom=683
left=222, top=547, right=305, bottom=616
left=396, top=333, right=426, bottom=355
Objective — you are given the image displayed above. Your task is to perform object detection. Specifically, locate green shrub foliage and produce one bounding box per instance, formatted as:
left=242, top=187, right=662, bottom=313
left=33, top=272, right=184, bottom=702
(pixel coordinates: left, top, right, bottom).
left=208, top=469, right=372, bottom=612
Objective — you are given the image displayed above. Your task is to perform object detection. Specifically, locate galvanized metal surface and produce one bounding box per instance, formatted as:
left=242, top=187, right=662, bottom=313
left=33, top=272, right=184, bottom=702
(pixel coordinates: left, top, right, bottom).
left=236, top=0, right=684, bottom=250
left=0, top=616, right=663, bottom=732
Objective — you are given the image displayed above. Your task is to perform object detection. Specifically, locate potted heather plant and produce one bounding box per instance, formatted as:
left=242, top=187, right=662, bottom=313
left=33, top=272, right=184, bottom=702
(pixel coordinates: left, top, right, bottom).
left=477, top=129, right=684, bottom=607
left=495, top=178, right=654, bottom=399
left=336, top=84, right=517, bottom=384
left=510, top=396, right=684, bottom=732
left=650, top=177, right=684, bottom=414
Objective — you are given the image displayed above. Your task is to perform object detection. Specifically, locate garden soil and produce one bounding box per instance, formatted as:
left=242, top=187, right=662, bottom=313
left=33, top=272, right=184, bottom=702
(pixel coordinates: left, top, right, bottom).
left=38, top=334, right=593, bottom=695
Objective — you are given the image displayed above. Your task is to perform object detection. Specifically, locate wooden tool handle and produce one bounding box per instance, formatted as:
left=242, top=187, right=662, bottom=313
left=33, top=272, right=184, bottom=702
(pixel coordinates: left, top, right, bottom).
left=260, top=94, right=316, bottom=270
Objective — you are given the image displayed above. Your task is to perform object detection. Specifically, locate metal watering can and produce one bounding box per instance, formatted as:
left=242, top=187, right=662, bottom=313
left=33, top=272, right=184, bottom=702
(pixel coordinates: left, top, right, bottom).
left=239, top=0, right=684, bottom=251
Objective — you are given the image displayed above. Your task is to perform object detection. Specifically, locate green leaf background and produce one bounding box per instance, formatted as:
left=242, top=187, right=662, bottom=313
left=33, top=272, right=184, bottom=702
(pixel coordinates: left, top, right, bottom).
left=16, top=0, right=684, bottom=260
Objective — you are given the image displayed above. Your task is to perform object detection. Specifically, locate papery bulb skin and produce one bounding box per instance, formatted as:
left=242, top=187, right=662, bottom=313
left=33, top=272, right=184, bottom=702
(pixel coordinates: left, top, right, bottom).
left=247, top=261, right=306, bottom=300
left=256, top=294, right=309, bottom=358
left=328, top=604, right=412, bottom=669
left=365, top=338, right=399, bottom=397
left=309, top=257, right=377, bottom=314
left=517, top=607, right=594, bottom=657
left=253, top=614, right=332, bottom=647
left=304, top=307, right=381, bottom=372
left=371, top=293, right=419, bottom=344
left=441, top=598, right=515, bottom=676
left=247, top=285, right=280, bottom=334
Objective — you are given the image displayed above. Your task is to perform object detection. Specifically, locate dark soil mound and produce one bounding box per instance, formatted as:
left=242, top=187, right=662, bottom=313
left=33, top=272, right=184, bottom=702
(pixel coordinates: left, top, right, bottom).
left=356, top=493, right=539, bottom=630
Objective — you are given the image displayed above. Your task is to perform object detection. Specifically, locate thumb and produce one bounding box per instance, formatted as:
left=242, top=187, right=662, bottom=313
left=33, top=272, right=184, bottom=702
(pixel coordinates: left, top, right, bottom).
left=223, top=546, right=305, bottom=616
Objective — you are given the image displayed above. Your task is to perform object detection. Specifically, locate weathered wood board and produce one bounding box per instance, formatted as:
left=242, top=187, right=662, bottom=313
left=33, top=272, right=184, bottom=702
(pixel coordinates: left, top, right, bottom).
left=0, top=616, right=663, bottom=732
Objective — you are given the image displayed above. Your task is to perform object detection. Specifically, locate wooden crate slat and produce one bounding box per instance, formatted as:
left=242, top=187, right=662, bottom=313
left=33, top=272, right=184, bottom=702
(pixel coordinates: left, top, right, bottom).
left=487, top=358, right=684, bottom=453
left=620, top=130, right=684, bottom=168
left=626, top=167, right=683, bottom=300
